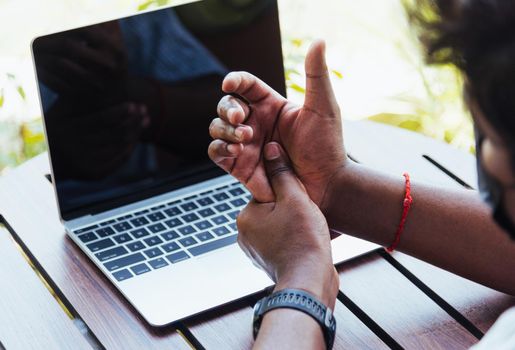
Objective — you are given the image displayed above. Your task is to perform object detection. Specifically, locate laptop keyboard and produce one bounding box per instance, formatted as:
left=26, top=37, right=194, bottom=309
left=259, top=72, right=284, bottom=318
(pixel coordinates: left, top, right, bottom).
left=73, top=182, right=250, bottom=282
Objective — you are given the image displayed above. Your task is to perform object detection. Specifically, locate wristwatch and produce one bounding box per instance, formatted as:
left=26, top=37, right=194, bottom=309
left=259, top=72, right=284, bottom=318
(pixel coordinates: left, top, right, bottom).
left=252, top=288, right=337, bottom=350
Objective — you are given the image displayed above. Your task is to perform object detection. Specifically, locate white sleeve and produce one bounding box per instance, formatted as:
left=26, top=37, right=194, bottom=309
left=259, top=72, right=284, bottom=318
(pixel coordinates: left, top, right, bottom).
left=470, top=307, right=515, bottom=350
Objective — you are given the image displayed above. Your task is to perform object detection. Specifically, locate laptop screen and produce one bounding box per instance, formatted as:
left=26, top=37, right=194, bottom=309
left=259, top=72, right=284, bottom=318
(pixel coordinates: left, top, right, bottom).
left=32, top=0, right=285, bottom=220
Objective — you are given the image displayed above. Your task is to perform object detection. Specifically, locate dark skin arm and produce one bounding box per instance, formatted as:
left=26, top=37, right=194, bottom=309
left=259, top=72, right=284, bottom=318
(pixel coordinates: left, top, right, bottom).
left=236, top=142, right=339, bottom=349
left=208, top=40, right=515, bottom=296
left=325, top=161, right=515, bottom=295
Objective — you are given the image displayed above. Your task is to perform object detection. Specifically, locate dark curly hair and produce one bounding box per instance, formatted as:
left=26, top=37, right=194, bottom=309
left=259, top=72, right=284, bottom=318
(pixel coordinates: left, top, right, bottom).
left=406, top=0, right=515, bottom=147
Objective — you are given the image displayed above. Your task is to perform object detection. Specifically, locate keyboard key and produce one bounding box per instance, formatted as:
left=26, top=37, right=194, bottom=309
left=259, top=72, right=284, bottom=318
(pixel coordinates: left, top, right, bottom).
left=161, top=242, right=180, bottom=253
left=113, top=233, right=132, bottom=244
left=214, top=203, right=231, bottom=212
left=130, top=217, right=149, bottom=227
left=211, top=215, right=229, bottom=225
left=229, top=222, right=238, bottom=231
left=95, top=227, right=115, bottom=237
left=130, top=263, right=151, bottom=275
left=229, top=188, right=245, bottom=196
left=79, top=232, right=97, bottom=243
left=198, top=208, right=216, bottom=217
left=113, top=269, right=133, bottom=281
left=184, top=194, right=198, bottom=201
left=167, top=200, right=181, bottom=206
left=181, top=213, right=200, bottom=223
left=230, top=198, right=246, bottom=207
left=166, top=251, right=190, bottom=264
left=126, top=241, right=145, bottom=252
left=165, top=218, right=183, bottom=228
left=178, top=225, right=196, bottom=236
left=149, top=258, right=169, bottom=269
left=130, top=228, right=150, bottom=239
left=196, top=231, right=214, bottom=242
left=75, top=225, right=98, bottom=234
left=134, top=209, right=149, bottom=216
left=228, top=210, right=240, bottom=220
left=197, top=197, right=214, bottom=206
left=144, top=247, right=163, bottom=258
left=87, top=238, right=115, bottom=252
left=164, top=207, right=182, bottom=217
left=148, top=223, right=166, bottom=233
left=150, top=204, right=166, bottom=210
left=181, top=202, right=198, bottom=211
left=200, top=190, right=213, bottom=195
left=195, top=220, right=213, bottom=230
left=104, top=253, right=145, bottom=271
left=213, top=226, right=230, bottom=236
left=213, top=192, right=229, bottom=201
left=188, top=234, right=238, bottom=257
left=144, top=236, right=163, bottom=247
left=117, top=214, right=133, bottom=221
left=161, top=231, right=180, bottom=241
left=113, top=222, right=132, bottom=233
left=99, top=219, right=116, bottom=226
left=95, top=246, right=128, bottom=262
left=179, top=236, right=198, bottom=247
left=147, top=212, right=166, bottom=222
left=246, top=195, right=252, bottom=201
left=216, top=185, right=229, bottom=190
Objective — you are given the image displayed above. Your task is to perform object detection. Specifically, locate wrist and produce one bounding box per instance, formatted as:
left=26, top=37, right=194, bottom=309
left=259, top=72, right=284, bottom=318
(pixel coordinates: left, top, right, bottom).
left=320, top=158, right=356, bottom=217
left=274, top=260, right=339, bottom=310
left=321, top=160, right=362, bottom=228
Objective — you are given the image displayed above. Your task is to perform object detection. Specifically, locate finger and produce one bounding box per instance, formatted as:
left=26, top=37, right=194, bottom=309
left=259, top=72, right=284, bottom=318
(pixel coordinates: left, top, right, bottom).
left=217, top=95, right=251, bottom=125
left=222, top=71, right=284, bottom=104
left=209, top=118, right=253, bottom=144
left=263, top=142, right=304, bottom=200
left=208, top=139, right=242, bottom=173
left=303, top=39, right=340, bottom=119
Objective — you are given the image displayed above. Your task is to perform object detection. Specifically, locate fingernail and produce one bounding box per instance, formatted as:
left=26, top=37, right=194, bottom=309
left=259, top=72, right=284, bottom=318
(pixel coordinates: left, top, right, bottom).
left=235, top=127, right=244, bottom=140
left=228, top=109, right=237, bottom=123
left=227, top=143, right=240, bottom=154
left=264, top=143, right=280, bottom=160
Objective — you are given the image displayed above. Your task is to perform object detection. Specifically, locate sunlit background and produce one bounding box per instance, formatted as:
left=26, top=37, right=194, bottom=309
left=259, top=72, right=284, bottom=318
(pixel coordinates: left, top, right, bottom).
left=0, top=0, right=474, bottom=174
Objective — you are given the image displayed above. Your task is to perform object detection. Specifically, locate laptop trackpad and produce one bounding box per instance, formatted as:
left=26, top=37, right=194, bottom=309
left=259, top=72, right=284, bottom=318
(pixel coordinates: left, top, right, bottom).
left=121, top=244, right=272, bottom=326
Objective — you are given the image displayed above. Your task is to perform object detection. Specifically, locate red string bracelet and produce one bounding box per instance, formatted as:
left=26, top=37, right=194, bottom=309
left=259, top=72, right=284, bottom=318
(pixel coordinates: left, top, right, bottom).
left=385, top=172, right=413, bottom=253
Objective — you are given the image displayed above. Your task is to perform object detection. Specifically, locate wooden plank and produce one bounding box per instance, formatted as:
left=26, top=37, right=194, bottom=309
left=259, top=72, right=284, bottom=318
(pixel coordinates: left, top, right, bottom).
left=392, top=252, right=515, bottom=334
left=345, top=121, right=477, bottom=189
left=0, top=227, right=92, bottom=350
left=186, top=301, right=254, bottom=349
left=186, top=297, right=388, bottom=349
left=0, top=155, right=190, bottom=350
left=338, top=252, right=479, bottom=349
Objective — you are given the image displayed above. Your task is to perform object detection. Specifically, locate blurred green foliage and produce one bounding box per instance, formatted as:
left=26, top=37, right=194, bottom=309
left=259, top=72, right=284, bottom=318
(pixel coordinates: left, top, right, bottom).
left=0, top=0, right=475, bottom=174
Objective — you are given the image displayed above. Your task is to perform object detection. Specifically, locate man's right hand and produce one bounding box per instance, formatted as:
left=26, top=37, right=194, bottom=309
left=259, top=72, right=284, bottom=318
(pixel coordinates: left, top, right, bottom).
left=208, top=40, right=347, bottom=210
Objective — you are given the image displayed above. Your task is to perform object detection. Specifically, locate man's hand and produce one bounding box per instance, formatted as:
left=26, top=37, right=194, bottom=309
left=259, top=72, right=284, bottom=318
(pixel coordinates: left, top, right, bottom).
left=208, top=40, right=347, bottom=210
left=237, top=142, right=339, bottom=308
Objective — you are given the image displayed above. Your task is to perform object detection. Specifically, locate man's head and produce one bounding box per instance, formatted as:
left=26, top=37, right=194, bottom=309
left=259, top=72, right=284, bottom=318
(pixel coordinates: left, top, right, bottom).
left=409, top=0, right=515, bottom=238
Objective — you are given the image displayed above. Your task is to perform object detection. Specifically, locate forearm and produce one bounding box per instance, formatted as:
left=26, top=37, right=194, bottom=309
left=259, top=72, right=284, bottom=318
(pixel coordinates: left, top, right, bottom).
left=325, top=162, right=515, bottom=295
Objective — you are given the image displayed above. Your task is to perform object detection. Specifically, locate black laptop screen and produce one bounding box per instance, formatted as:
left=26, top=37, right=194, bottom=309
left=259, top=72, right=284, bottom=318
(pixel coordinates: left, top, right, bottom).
left=32, top=0, right=285, bottom=220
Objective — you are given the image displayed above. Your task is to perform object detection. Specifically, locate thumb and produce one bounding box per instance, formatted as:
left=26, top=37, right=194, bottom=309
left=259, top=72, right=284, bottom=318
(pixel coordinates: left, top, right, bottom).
left=303, top=39, right=339, bottom=119
left=263, top=142, right=304, bottom=201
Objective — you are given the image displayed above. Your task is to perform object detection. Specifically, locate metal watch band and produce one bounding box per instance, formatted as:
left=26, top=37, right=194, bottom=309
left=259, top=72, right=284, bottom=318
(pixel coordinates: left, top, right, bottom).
left=252, top=288, right=336, bottom=350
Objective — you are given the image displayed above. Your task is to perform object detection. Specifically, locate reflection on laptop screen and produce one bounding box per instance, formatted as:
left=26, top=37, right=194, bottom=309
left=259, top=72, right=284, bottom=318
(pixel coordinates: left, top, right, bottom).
left=33, top=0, right=285, bottom=220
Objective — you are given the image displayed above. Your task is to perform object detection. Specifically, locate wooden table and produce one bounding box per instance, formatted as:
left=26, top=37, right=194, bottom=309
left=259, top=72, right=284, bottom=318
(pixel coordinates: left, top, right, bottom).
left=0, top=120, right=513, bottom=350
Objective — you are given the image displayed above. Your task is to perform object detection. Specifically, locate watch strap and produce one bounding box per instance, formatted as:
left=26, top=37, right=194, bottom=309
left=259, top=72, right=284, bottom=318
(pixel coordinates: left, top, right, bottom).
left=253, top=288, right=336, bottom=350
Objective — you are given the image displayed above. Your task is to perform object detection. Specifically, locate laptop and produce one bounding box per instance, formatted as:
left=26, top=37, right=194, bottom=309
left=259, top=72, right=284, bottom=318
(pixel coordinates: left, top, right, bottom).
left=31, top=0, right=376, bottom=326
